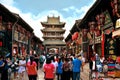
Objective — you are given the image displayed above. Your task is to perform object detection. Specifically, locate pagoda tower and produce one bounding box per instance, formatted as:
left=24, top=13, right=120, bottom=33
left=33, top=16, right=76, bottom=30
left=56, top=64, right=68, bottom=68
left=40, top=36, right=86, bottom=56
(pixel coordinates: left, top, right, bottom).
left=41, top=16, right=66, bottom=53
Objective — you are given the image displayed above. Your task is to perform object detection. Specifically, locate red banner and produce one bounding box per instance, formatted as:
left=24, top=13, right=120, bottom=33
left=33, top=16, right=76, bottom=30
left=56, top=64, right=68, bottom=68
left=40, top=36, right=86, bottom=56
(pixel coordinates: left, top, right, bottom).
left=101, top=33, right=105, bottom=57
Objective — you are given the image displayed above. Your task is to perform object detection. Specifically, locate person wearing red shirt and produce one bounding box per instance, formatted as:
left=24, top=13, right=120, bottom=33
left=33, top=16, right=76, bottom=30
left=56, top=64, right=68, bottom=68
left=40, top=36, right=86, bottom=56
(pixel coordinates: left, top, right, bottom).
left=43, top=58, right=55, bottom=80
left=26, top=56, right=37, bottom=80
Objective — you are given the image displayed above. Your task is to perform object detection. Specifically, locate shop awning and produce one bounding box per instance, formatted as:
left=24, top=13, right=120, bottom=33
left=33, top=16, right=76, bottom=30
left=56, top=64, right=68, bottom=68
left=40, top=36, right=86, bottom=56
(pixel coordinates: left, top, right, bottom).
left=112, top=29, right=120, bottom=38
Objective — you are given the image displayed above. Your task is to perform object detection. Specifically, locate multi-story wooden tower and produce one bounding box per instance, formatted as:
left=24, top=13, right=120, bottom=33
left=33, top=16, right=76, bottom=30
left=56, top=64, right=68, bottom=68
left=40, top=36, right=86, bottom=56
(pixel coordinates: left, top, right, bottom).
left=41, top=16, right=66, bottom=53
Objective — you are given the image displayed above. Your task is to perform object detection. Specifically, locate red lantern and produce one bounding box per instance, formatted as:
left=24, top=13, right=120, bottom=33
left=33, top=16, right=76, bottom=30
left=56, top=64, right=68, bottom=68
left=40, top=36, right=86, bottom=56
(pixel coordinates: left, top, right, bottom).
left=72, top=32, right=79, bottom=40
left=74, top=32, right=79, bottom=39
left=0, top=16, right=2, bottom=23
left=72, top=34, right=75, bottom=40
left=116, top=56, right=120, bottom=63
left=0, top=41, right=2, bottom=46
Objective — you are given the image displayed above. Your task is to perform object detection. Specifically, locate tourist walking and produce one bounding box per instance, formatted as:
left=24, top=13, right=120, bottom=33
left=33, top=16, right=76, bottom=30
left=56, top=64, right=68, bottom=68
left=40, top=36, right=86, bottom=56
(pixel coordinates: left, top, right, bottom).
left=26, top=56, right=37, bottom=80
left=11, top=55, right=19, bottom=79
left=34, top=54, right=39, bottom=70
left=0, top=56, right=9, bottom=80
left=39, top=54, right=46, bottom=68
left=62, top=58, right=70, bottom=80
left=69, top=57, right=73, bottom=80
left=43, top=58, right=55, bottom=80
left=18, top=56, right=26, bottom=80
left=6, top=57, right=12, bottom=80
left=56, top=58, right=63, bottom=80
left=72, top=55, right=82, bottom=80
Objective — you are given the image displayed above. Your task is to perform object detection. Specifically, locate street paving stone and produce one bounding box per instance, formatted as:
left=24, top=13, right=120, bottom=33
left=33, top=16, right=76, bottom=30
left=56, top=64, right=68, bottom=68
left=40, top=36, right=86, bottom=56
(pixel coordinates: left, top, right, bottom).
left=11, top=63, right=120, bottom=80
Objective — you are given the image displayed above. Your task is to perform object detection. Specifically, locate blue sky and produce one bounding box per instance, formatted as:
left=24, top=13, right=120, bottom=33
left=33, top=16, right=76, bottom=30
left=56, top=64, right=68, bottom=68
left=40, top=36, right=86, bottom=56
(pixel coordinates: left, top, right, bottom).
left=0, top=0, right=96, bottom=41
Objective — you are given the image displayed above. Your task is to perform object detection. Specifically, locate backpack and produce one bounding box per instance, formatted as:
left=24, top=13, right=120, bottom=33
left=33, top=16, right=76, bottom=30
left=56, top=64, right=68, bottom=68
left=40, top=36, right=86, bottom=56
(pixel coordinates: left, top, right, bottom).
left=39, top=56, right=44, bottom=63
left=63, top=62, right=70, bottom=71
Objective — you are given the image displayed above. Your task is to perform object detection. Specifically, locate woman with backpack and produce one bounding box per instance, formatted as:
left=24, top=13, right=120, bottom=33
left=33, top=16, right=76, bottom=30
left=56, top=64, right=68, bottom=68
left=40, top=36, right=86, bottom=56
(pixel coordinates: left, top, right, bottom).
left=62, top=58, right=70, bottom=80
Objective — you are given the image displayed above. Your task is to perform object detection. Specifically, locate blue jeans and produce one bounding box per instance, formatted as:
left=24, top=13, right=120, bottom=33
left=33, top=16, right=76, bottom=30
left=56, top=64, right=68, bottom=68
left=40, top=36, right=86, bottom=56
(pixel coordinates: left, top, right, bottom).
left=73, top=72, right=80, bottom=80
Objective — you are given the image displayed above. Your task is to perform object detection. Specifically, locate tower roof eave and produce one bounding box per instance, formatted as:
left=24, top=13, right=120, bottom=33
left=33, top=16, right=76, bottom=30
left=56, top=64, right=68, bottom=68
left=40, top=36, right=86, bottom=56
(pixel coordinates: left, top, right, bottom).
left=41, top=22, right=65, bottom=26
left=41, top=29, right=65, bottom=32
left=43, top=40, right=66, bottom=45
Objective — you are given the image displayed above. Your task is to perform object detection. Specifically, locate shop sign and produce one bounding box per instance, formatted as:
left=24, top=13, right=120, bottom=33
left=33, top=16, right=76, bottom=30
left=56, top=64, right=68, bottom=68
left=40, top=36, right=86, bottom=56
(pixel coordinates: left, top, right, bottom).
left=95, top=36, right=101, bottom=44
left=105, top=39, right=116, bottom=58
left=102, top=10, right=113, bottom=30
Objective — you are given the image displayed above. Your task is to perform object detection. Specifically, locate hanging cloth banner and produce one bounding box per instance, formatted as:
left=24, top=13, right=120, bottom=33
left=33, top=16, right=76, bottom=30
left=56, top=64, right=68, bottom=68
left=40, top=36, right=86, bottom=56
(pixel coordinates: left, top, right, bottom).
left=101, top=33, right=105, bottom=57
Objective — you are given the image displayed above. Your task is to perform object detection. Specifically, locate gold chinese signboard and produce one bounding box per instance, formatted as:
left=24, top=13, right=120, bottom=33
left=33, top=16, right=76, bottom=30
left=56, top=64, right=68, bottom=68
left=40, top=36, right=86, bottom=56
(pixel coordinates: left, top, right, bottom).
left=106, top=38, right=117, bottom=60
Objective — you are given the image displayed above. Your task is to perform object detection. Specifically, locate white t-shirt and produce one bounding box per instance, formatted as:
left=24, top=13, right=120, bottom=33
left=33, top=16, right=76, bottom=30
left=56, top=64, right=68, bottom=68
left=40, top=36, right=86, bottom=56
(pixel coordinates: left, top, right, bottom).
left=92, top=61, right=95, bottom=70
left=18, top=60, right=26, bottom=73
left=81, top=57, right=85, bottom=62
left=52, top=61, right=58, bottom=72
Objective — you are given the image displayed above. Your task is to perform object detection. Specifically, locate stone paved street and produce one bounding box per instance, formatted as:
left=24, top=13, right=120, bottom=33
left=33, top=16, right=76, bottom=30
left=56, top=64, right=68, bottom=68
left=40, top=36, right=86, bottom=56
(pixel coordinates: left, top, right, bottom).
left=80, top=63, right=89, bottom=80
left=10, top=63, right=120, bottom=80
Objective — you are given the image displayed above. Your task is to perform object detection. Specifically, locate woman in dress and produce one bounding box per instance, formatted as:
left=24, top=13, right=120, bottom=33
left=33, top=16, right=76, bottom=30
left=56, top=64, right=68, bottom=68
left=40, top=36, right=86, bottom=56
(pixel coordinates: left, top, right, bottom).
left=18, top=56, right=26, bottom=80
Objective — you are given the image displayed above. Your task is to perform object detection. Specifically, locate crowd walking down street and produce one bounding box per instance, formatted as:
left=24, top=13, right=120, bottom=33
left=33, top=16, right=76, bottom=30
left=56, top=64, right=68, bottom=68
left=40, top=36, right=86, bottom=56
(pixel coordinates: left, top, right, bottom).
left=0, top=52, right=120, bottom=80
left=9, top=62, right=120, bottom=80
left=1, top=0, right=120, bottom=80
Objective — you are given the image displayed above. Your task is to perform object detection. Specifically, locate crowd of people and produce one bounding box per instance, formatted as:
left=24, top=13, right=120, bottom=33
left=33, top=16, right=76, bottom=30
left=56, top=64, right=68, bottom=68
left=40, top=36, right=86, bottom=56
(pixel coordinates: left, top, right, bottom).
left=0, top=53, right=45, bottom=80
left=1, top=50, right=120, bottom=80
left=42, top=53, right=84, bottom=80
left=0, top=51, right=86, bottom=80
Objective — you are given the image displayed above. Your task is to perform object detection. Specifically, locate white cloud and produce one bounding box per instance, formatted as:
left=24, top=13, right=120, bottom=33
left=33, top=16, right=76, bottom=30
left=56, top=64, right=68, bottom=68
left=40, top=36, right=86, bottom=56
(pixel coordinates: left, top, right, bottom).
left=62, top=6, right=75, bottom=12
left=62, top=3, right=93, bottom=16
left=1, top=0, right=95, bottom=41
left=1, top=0, right=14, bottom=6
